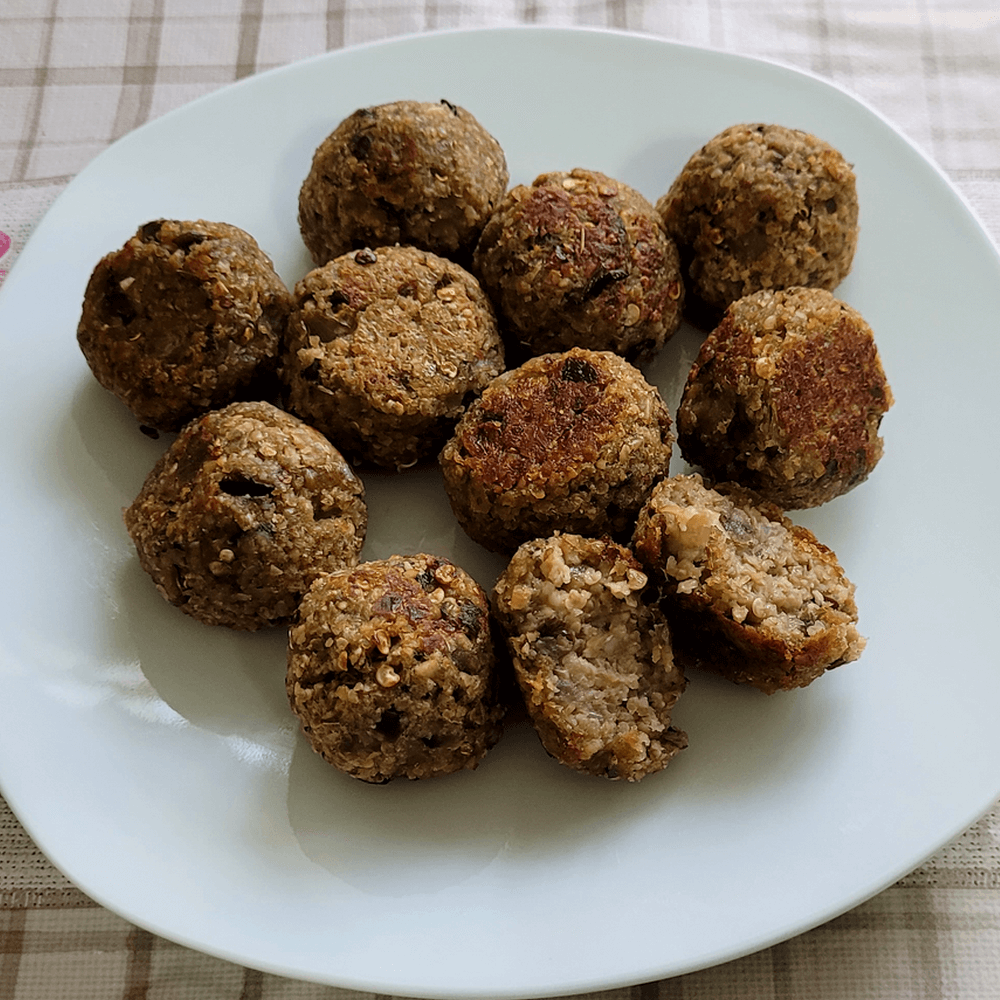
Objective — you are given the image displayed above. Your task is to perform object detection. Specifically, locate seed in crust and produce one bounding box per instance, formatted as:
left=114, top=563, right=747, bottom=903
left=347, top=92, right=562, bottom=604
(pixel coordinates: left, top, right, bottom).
left=298, top=100, right=508, bottom=267
left=281, top=245, right=504, bottom=470
left=676, top=287, right=893, bottom=509
left=77, top=219, right=291, bottom=432
left=123, top=401, right=366, bottom=630
left=474, top=168, right=684, bottom=363
left=657, top=124, right=859, bottom=326
left=286, top=554, right=506, bottom=783
left=439, top=348, right=674, bottom=554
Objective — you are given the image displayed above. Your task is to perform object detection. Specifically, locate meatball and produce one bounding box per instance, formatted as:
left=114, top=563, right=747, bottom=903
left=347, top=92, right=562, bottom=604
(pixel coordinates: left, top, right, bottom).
left=78, top=219, right=291, bottom=432
left=439, top=348, right=674, bottom=554
left=632, top=475, right=865, bottom=694
left=281, top=245, right=505, bottom=470
left=473, top=168, right=684, bottom=362
left=124, top=401, right=366, bottom=630
left=286, top=554, right=507, bottom=783
left=493, top=534, right=687, bottom=781
left=298, top=99, right=508, bottom=266
left=676, top=287, right=893, bottom=509
left=658, top=124, right=859, bottom=325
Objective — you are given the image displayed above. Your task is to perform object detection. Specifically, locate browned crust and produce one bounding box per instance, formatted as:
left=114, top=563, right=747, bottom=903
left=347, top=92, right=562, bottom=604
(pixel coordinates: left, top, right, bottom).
left=77, top=219, right=290, bottom=432
left=124, top=401, right=366, bottom=630
left=453, top=353, right=619, bottom=491
left=286, top=554, right=507, bottom=783
left=298, top=100, right=508, bottom=266
left=677, top=287, right=893, bottom=508
left=659, top=601, right=854, bottom=694
left=439, top=349, right=674, bottom=552
left=658, top=123, right=859, bottom=317
left=281, top=245, right=504, bottom=470
left=473, top=169, right=683, bottom=362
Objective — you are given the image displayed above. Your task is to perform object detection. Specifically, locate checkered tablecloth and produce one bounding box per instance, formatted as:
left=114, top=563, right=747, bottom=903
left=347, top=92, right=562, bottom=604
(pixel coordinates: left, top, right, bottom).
left=3, top=2, right=1000, bottom=998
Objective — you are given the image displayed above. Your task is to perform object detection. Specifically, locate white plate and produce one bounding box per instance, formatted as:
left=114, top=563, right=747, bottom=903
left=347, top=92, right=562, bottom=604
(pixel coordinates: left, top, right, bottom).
left=1, top=25, right=999, bottom=1000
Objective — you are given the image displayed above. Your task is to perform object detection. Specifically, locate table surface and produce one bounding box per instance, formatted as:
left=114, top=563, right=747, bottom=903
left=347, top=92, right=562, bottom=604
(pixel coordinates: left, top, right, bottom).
left=2, top=2, right=1000, bottom=998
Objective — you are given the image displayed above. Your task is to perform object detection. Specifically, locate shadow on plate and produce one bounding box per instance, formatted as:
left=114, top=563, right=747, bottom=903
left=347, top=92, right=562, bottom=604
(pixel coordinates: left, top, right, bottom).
left=284, top=665, right=847, bottom=897
left=667, top=668, right=848, bottom=814
left=49, top=362, right=852, bottom=898
left=284, top=712, right=686, bottom=897
left=55, top=373, right=170, bottom=522
left=112, top=557, right=292, bottom=736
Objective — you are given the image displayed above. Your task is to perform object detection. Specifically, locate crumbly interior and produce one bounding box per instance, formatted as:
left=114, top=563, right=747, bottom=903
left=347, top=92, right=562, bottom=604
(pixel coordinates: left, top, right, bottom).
left=493, top=534, right=687, bottom=781
left=633, top=475, right=864, bottom=692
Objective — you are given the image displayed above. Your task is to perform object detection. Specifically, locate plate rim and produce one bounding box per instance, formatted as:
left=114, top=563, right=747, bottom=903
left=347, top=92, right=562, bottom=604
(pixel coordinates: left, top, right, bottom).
left=2, top=24, right=1000, bottom=999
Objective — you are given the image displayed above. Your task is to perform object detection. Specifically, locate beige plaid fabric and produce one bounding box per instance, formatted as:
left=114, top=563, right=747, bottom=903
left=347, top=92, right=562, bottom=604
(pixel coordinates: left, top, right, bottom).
left=4, top=804, right=1000, bottom=997
left=3, top=1, right=1000, bottom=998
left=4, top=0, right=1000, bottom=186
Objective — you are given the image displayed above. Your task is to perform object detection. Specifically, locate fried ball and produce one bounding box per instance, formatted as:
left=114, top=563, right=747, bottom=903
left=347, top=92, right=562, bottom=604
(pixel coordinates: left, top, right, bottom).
left=676, top=287, right=893, bottom=509
left=633, top=475, right=865, bottom=693
left=439, top=348, right=674, bottom=554
left=124, top=401, right=366, bottom=630
left=298, top=99, right=508, bottom=266
left=493, top=534, right=687, bottom=781
left=77, top=219, right=291, bottom=432
left=281, top=245, right=504, bottom=470
left=286, top=554, right=506, bottom=783
left=658, top=124, right=858, bottom=324
left=473, top=168, right=684, bottom=362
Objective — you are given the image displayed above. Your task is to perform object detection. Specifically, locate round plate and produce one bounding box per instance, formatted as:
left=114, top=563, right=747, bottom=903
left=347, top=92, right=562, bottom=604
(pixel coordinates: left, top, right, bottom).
left=1, top=26, right=999, bottom=1000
